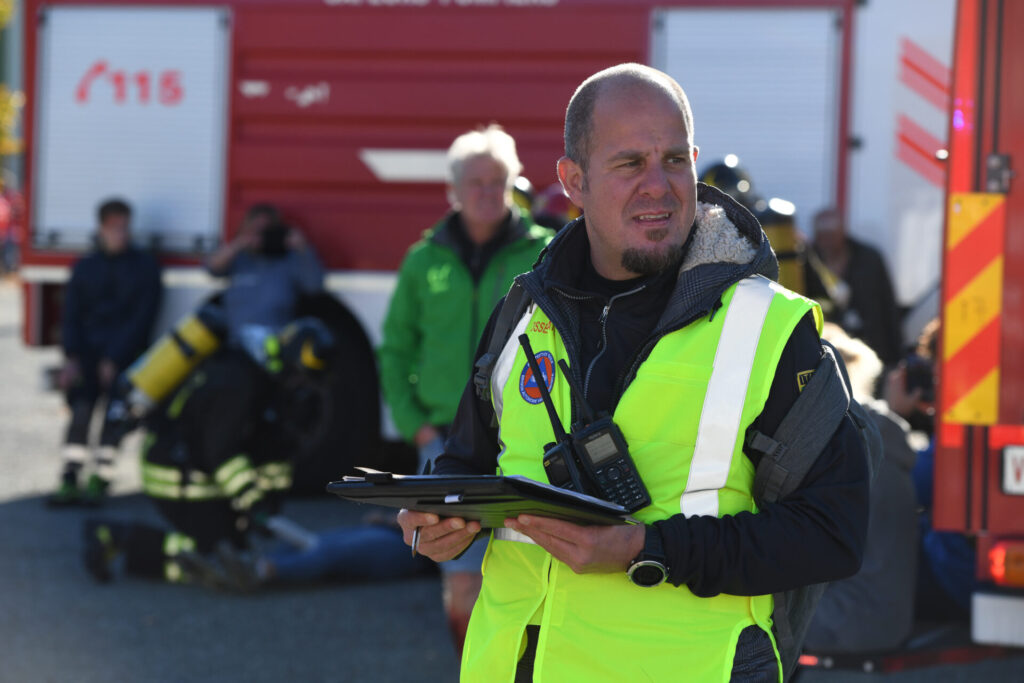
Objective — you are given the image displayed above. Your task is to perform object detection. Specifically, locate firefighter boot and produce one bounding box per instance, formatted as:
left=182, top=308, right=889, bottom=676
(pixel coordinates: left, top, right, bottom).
left=81, top=474, right=110, bottom=507
left=214, top=540, right=262, bottom=593
left=48, top=467, right=82, bottom=507
left=82, top=446, right=117, bottom=506
left=47, top=445, right=89, bottom=507
left=83, top=519, right=127, bottom=583
left=174, top=551, right=232, bottom=591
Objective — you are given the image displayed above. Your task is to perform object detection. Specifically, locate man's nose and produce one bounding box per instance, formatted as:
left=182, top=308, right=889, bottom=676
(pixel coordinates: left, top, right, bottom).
left=637, top=163, right=670, bottom=198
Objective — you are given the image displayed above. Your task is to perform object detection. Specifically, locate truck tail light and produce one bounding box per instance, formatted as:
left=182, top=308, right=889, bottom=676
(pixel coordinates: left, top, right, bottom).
left=988, top=540, right=1024, bottom=587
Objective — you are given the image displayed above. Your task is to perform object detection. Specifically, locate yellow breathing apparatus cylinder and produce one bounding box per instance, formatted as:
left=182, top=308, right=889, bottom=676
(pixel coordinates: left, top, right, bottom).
left=125, top=303, right=227, bottom=415
left=758, top=200, right=807, bottom=295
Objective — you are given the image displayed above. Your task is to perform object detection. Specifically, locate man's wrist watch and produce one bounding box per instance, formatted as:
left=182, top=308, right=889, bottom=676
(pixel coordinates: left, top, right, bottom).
left=627, top=525, right=669, bottom=587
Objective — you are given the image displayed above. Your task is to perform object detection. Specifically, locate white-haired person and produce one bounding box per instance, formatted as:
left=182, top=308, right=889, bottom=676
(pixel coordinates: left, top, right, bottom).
left=378, top=124, right=553, bottom=654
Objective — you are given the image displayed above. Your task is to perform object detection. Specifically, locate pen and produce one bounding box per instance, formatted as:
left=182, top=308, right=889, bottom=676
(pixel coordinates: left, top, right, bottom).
left=411, top=458, right=431, bottom=557
left=411, top=526, right=421, bottom=557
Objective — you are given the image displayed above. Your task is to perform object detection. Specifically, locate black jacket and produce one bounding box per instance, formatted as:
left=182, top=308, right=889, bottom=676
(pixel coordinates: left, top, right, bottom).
left=61, top=245, right=163, bottom=367
left=805, top=236, right=903, bottom=365
left=436, top=184, right=869, bottom=597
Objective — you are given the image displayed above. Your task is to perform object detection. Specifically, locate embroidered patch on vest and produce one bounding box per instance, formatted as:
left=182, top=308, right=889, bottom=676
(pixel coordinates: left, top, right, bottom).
left=796, top=369, right=815, bottom=392
left=519, top=351, right=556, bottom=405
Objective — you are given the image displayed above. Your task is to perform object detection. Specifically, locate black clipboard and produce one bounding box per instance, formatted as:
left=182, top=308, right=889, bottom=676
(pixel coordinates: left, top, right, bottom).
left=326, top=470, right=635, bottom=528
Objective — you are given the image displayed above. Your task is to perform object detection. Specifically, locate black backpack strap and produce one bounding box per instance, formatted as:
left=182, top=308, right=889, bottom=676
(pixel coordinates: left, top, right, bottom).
left=774, top=581, right=830, bottom=680
left=472, top=282, right=532, bottom=402
left=749, top=342, right=851, bottom=504
left=747, top=339, right=881, bottom=682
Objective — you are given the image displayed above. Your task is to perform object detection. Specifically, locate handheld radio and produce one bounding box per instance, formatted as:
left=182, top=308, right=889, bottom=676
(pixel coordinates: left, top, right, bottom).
left=517, top=335, right=651, bottom=512
left=518, top=334, right=588, bottom=494
left=556, top=359, right=651, bottom=512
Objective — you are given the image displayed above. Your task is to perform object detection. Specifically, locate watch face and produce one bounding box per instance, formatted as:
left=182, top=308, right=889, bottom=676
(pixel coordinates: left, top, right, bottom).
left=630, top=561, right=667, bottom=587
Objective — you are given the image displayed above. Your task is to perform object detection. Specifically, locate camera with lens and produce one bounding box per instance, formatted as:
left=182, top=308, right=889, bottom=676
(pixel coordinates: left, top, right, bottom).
left=903, top=353, right=934, bottom=403
left=260, top=222, right=292, bottom=256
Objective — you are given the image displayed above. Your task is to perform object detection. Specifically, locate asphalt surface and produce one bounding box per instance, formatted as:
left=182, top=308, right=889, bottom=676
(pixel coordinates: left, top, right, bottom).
left=0, top=277, right=1021, bottom=682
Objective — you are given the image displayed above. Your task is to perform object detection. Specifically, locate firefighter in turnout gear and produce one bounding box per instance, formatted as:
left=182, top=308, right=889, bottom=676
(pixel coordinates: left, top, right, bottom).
left=83, top=316, right=335, bottom=585
left=700, top=155, right=807, bottom=295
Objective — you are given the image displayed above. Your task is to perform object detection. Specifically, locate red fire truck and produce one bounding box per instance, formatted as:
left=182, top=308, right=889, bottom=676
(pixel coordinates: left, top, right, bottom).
left=933, top=0, right=1024, bottom=649
left=18, top=0, right=955, bottom=353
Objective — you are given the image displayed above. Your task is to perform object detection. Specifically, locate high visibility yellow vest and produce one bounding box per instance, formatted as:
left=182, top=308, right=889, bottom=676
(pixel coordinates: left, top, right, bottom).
left=462, top=275, right=821, bottom=683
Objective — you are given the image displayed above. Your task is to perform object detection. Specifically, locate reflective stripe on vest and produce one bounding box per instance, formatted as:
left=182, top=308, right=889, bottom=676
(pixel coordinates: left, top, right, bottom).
left=491, top=302, right=537, bottom=421
left=463, top=275, right=820, bottom=683
left=683, top=276, right=776, bottom=518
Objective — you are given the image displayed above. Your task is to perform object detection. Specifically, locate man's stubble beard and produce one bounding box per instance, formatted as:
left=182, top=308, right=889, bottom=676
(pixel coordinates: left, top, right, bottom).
left=621, top=229, right=684, bottom=276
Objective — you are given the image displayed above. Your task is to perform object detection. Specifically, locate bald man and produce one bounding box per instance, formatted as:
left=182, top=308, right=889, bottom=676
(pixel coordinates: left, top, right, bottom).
left=399, top=64, right=869, bottom=682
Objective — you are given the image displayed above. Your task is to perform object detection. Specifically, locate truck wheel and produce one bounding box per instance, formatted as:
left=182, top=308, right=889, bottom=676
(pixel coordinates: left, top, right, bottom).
left=289, top=293, right=381, bottom=494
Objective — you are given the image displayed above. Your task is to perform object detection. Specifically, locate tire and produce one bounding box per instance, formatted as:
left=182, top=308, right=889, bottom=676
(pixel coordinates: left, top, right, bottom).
left=289, top=293, right=381, bottom=493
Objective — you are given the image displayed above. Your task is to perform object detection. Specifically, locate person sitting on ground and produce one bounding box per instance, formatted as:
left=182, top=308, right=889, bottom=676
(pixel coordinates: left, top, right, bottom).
left=803, top=323, right=920, bottom=654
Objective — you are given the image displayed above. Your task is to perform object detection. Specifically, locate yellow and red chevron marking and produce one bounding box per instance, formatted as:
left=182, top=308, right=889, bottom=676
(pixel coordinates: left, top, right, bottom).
left=942, top=193, right=1006, bottom=424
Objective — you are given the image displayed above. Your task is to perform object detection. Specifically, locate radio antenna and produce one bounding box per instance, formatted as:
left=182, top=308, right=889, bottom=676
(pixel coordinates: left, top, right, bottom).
left=517, top=334, right=569, bottom=443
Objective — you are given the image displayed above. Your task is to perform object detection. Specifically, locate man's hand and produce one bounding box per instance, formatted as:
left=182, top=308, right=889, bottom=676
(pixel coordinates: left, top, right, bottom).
left=397, top=509, right=481, bottom=562
left=98, top=358, right=118, bottom=389
left=884, top=365, right=926, bottom=420
left=234, top=230, right=261, bottom=252
left=58, top=358, right=81, bottom=392
left=504, top=515, right=645, bottom=575
left=414, top=424, right=441, bottom=448
left=285, top=228, right=307, bottom=251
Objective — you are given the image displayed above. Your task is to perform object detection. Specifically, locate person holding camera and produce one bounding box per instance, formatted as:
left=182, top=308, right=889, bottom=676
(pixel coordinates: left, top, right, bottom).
left=206, top=203, right=325, bottom=342
left=397, top=64, right=869, bottom=681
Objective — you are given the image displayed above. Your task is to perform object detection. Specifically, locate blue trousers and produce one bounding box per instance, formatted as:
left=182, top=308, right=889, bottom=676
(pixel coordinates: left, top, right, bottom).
left=266, top=525, right=435, bottom=584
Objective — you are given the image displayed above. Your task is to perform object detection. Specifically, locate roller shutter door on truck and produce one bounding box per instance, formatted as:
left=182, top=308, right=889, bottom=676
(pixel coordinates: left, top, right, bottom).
left=651, top=7, right=841, bottom=234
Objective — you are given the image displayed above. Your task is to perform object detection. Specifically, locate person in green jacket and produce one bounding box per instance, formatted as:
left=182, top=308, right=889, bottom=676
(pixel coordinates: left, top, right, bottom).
left=378, top=123, right=552, bottom=655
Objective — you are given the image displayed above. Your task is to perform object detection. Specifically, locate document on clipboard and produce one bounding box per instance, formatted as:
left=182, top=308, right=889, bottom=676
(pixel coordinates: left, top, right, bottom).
left=326, top=469, right=637, bottom=528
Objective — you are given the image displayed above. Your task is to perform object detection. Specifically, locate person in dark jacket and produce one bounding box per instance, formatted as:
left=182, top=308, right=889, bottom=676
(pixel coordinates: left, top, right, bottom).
left=397, top=64, right=869, bottom=681
left=51, top=198, right=162, bottom=506
left=804, top=208, right=904, bottom=365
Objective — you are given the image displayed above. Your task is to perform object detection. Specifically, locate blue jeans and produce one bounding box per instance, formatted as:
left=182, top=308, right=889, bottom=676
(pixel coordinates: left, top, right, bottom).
left=440, top=533, right=487, bottom=575
left=266, top=525, right=435, bottom=583
left=418, top=434, right=445, bottom=473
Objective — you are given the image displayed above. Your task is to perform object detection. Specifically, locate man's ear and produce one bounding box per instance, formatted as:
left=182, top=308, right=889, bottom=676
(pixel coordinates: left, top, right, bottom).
left=556, top=157, right=586, bottom=209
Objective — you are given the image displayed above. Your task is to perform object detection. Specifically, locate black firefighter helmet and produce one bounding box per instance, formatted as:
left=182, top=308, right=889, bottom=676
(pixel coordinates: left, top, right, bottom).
left=699, top=155, right=757, bottom=211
